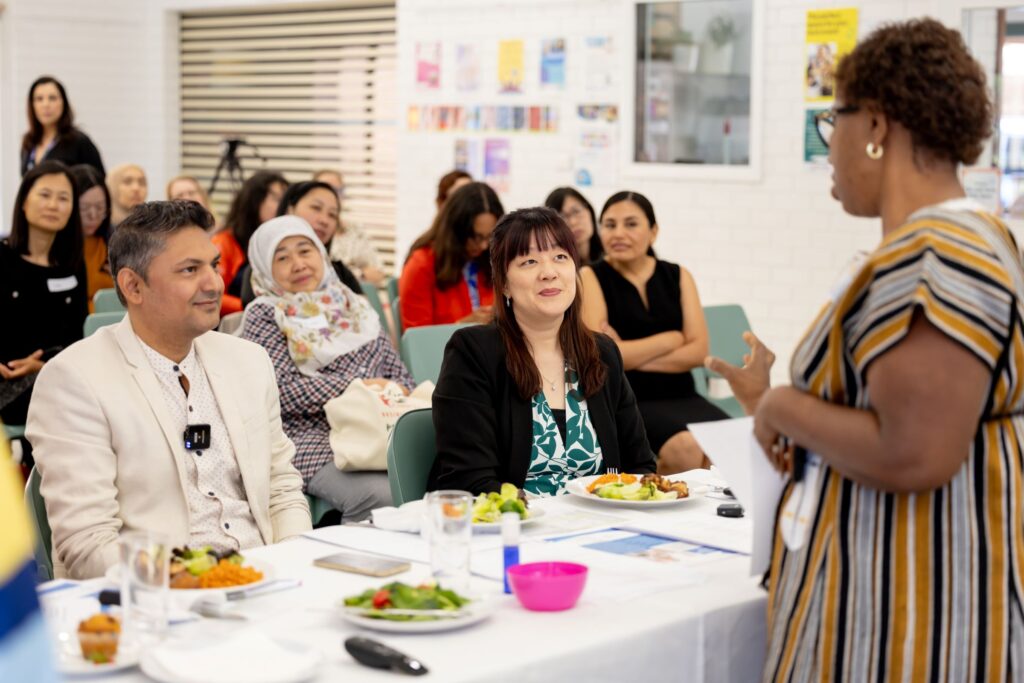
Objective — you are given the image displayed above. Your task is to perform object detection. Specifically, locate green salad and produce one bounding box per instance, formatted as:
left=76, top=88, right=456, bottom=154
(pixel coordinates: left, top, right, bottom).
left=594, top=481, right=679, bottom=502
left=344, top=582, right=471, bottom=621
left=472, top=483, right=528, bottom=523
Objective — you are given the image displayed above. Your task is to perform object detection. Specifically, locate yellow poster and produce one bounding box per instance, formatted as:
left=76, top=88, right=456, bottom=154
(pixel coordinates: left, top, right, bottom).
left=804, top=8, right=858, bottom=103
left=498, top=39, right=524, bottom=94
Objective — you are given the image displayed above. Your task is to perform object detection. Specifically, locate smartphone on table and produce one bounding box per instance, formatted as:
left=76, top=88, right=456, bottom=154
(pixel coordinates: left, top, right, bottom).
left=314, top=552, right=410, bottom=577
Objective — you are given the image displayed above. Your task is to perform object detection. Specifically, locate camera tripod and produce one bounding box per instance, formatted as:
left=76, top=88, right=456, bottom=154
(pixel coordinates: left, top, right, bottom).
left=208, top=138, right=267, bottom=196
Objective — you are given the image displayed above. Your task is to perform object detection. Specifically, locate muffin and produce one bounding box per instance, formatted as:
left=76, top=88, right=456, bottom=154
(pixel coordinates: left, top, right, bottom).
left=77, top=613, right=120, bottom=664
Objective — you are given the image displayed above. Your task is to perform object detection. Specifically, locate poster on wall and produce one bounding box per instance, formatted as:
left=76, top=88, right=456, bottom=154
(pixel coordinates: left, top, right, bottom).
left=455, top=139, right=484, bottom=179
left=416, top=42, right=442, bottom=90
left=498, top=40, right=525, bottom=94
left=584, top=36, right=616, bottom=92
left=804, top=8, right=858, bottom=103
left=803, top=109, right=829, bottom=164
left=484, top=139, right=511, bottom=192
left=541, top=38, right=567, bottom=88
left=456, top=44, right=481, bottom=92
left=574, top=104, right=619, bottom=187
left=962, top=167, right=1002, bottom=215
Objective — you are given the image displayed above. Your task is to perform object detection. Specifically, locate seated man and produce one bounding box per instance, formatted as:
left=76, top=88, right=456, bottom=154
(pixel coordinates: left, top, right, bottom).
left=27, top=201, right=311, bottom=579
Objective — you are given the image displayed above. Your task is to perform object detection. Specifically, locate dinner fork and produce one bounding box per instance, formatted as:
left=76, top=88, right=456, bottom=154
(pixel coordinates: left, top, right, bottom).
left=606, top=467, right=619, bottom=475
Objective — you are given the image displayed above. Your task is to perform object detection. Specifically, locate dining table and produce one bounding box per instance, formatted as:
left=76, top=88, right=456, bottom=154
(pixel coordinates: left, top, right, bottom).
left=40, top=474, right=768, bottom=682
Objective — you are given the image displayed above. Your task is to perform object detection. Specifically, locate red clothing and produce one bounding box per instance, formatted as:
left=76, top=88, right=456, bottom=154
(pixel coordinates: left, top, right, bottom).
left=399, top=246, right=493, bottom=329
left=210, top=230, right=244, bottom=315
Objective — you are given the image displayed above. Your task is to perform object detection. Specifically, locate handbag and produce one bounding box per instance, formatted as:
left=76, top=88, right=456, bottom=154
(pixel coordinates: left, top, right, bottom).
left=324, top=380, right=433, bottom=471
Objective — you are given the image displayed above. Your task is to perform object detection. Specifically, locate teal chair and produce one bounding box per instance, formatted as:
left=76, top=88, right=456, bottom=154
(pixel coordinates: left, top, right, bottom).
left=391, top=296, right=403, bottom=339
left=3, top=423, right=25, bottom=440
left=84, top=311, right=125, bottom=336
left=92, top=288, right=125, bottom=313
left=25, top=468, right=53, bottom=582
left=386, top=409, right=436, bottom=505
left=359, top=281, right=390, bottom=332
left=694, top=304, right=753, bottom=418
left=305, top=494, right=335, bottom=526
left=399, top=324, right=469, bottom=385
left=385, top=277, right=399, bottom=307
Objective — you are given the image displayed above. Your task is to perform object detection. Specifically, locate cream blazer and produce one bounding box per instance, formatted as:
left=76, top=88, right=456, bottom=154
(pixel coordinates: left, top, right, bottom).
left=27, top=316, right=312, bottom=579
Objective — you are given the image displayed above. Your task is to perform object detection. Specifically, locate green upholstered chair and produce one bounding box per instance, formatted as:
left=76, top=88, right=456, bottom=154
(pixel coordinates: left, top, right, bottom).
left=386, top=409, right=436, bottom=506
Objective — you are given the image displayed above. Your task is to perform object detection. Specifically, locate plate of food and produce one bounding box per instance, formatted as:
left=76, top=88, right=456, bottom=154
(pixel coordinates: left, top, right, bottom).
left=339, top=582, right=494, bottom=634
left=471, top=484, right=545, bottom=532
left=105, top=546, right=271, bottom=594
left=566, top=473, right=702, bottom=508
left=56, top=613, right=139, bottom=676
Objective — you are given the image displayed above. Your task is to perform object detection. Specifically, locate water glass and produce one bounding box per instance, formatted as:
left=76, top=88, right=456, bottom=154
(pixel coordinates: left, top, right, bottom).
left=425, top=490, right=472, bottom=593
left=119, top=531, right=169, bottom=645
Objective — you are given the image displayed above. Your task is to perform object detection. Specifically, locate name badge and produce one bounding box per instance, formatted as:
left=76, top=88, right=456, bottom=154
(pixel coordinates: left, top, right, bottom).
left=293, top=313, right=329, bottom=329
left=47, top=275, right=78, bottom=293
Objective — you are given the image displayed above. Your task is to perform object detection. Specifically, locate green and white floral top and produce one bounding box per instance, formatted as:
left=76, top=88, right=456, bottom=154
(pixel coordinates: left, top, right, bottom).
left=525, top=366, right=603, bottom=497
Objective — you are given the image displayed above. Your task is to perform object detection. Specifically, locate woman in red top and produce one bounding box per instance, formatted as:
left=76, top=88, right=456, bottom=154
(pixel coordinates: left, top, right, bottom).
left=211, top=170, right=287, bottom=314
left=400, top=182, right=504, bottom=329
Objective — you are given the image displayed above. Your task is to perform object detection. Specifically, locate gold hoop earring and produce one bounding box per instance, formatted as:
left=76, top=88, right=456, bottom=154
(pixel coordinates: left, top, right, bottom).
left=866, top=142, right=884, bottom=160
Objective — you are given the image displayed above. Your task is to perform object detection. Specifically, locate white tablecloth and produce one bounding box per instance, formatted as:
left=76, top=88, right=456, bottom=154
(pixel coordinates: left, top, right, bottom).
left=45, top=490, right=767, bottom=682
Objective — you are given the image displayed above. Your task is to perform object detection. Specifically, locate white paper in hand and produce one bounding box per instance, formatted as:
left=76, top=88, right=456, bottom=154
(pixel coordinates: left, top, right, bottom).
left=689, top=417, right=787, bottom=576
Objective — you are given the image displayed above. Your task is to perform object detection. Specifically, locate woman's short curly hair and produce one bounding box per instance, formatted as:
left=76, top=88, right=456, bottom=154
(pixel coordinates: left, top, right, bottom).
left=835, top=18, right=992, bottom=165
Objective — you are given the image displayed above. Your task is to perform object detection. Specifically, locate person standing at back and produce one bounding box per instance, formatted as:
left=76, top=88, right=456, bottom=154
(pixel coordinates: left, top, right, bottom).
left=20, top=76, right=104, bottom=177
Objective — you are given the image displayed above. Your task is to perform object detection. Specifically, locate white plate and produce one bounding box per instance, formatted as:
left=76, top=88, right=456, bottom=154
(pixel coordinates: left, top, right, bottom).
left=106, top=559, right=273, bottom=596
left=56, top=639, right=139, bottom=676
left=566, top=475, right=705, bottom=509
left=338, top=598, right=495, bottom=634
left=139, top=634, right=321, bottom=683
left=472, top=507, right=546, bottom=533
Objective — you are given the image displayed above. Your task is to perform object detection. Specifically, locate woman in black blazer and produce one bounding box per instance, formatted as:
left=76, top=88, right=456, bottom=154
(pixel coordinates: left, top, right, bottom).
left=429, top=207, right=655, bottom=496
left=20, top=76, right=104, bottom=177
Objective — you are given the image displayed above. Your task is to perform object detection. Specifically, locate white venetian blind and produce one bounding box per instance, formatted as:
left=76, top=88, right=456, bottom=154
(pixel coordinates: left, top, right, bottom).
left=179, top=2, right=397, bottom=268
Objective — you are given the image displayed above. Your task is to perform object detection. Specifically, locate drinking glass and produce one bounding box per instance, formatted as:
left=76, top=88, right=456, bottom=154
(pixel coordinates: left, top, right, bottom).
left=119, top=531, right=169, bottom=646
left=425, top=490, right=472, bottom=593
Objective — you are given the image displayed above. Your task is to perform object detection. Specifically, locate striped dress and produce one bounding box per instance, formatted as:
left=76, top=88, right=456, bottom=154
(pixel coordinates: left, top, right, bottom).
left=765, top=205, right=1024, bottom=682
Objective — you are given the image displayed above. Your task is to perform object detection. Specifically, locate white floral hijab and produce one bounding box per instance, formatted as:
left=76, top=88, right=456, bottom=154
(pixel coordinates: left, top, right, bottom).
left=246, top=215, right=381, bottom=376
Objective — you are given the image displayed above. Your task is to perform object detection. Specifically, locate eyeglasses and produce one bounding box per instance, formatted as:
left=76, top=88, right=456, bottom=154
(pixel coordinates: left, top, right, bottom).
left=814, top=105, right=859, bottom=148
left=560, top=207, right=584, bottom=223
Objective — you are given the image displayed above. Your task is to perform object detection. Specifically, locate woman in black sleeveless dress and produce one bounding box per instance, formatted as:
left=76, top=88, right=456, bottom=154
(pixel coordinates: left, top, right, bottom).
left=581, top=191, right=728, bottom=473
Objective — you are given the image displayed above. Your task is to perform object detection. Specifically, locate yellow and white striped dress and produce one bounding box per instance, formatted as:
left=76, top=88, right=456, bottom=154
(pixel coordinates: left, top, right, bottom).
left=765, top=204, right=1024, bottom=682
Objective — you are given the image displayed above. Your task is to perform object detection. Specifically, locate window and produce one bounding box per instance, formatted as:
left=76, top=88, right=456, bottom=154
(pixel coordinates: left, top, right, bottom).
left=634, top=0, right=754, bottom=168
left=178, top=2, right=397, bottom=267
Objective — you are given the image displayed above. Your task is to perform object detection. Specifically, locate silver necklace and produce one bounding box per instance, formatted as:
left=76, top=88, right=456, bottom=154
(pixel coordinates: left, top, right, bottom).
left=539, top=362, right=566, bottom=393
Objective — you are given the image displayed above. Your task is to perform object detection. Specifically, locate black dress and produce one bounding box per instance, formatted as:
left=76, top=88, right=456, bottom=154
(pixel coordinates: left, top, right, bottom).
left=591, top=259, right=728, bottom=453
left=20, top=129, right=105, bottom=177
left=0, top=242, right=88, bottom=424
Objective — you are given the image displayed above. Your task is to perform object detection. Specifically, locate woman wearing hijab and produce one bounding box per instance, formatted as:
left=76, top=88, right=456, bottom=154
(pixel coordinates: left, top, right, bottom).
left=240, top=216, right=413, bottom=522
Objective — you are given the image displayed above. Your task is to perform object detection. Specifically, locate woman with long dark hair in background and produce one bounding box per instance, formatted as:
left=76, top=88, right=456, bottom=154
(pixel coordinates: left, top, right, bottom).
left=69, top=165, right=113, bottom=311
left=20, top=76, right=104, bottom=177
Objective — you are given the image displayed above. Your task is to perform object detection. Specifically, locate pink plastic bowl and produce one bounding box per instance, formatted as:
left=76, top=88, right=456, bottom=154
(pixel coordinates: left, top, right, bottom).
left=506, top=562, right=588, bottom=611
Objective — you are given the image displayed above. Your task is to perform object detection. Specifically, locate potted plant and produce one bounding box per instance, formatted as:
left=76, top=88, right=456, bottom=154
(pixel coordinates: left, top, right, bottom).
left=671, top=28, right=699, bottom=72
left=702, top=15, right=737, bottom=74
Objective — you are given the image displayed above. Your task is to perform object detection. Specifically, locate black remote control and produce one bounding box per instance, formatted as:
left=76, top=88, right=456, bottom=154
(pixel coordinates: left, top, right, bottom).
left=345, top=637, right=429, bottom=676
left=717, top=502, right=745, bottom=518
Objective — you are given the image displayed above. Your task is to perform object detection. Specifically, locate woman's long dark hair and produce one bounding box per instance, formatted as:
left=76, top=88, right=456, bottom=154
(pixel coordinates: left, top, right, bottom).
left=545, top=187, right=603, bottom=262
left=276, top=180, right=339, bottom=216
left=599, top=191, right=657, bottom=258
left=490, top=207, right=606, bottom=400
left=7, top=161, right=83, bottom=270
left=70, top=164, right=111, bottom=242
left=408, top=182, right=503, bottom=290
left=223, top=170, right=287, bottom=255
left=21, top=76, right=76, bottom=159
